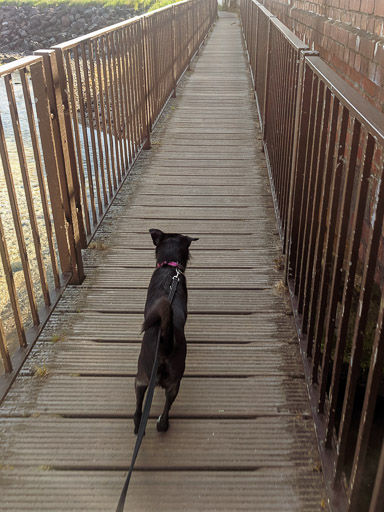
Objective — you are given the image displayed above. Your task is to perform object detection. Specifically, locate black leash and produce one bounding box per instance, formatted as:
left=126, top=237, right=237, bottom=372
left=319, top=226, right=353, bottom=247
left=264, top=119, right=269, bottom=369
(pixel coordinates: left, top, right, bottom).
left=116, top=268, right=182, bottom=512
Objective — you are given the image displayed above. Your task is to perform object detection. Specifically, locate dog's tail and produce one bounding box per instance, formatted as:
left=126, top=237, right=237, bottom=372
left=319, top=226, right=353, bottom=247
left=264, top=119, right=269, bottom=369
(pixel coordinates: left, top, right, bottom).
left=142, top=297, right=173, bottom=349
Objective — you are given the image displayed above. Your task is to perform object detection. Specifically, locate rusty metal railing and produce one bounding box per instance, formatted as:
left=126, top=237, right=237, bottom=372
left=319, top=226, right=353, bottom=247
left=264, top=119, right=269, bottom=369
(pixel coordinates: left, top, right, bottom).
left=0, top=0, right=217, bottom=399
left=241, top=1, right=384, bottom=511
left=0, top=55, right=83, bottom=397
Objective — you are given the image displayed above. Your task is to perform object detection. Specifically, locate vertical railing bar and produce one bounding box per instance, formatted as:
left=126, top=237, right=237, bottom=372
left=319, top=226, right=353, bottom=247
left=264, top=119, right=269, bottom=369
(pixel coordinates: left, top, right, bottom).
left=87, top=39, right=108, bottom=207
left=285, top=61, right=312, bottom=285
left=276, top=33, right=291, bottom=217
left=81, top=41, right=103, bottom=217
left=100, top=35, right=118, bottom=192
left=30, top=59, right=84, bottom=284
left=5, top=74, right=50, bottom=307
left=276, top=33, right=289, bottom=213
left=73, top=45, right=97, bottom=226
left=94, top=38, right=113, bottom=200
left=45, top=48, right=86, bottom=252
left=336, top=160, right=384, bottom=481
left=369, top=437, right=384, bottom=512
left=262, top=16, right=275, bottom=138
left=105, top=33, right=123, bottom=184
left=0, top=212, right=26, bottom=348
left=302, top=86, right=332, bottom=334
left=0, top=107, right=39, bottom=326
left=325, top=133, right=375, bottom=447
left=318, top=118, right=362, bottom=412
left=293, top=73, right=317, bottom=299
left=140, top=18, right=152, bottom=149
left=306, top=95, right=340, bottom=357
left=347, top=273, right=384, bottom=510
left=115, top=30, right=129, bottom=174
left=110, top=32, right=125, bottom=180
left=129, top=23, right=140, bottom=155
left=281, top=45, right=299, bottom=239
left=20, top=68, right=61, bottom=291
left=172, top=6, right=177, bottom=97
left=311, top=106, right=349, bottom=383
left=64, top=49, right=92, bottom=235
left=119, top=28, right=133, bottom=168
left=297, top=78, right=323, bottom=312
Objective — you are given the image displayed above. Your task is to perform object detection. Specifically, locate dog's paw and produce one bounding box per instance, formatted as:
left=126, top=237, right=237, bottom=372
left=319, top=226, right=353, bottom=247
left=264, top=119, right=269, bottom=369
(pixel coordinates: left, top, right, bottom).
left=156, top=415, right=169, bottom=432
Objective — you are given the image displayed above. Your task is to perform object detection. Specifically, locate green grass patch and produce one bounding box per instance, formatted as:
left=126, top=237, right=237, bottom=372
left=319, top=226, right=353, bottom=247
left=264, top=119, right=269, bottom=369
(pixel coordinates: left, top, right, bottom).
left=148, top=0, right=184, bottom=11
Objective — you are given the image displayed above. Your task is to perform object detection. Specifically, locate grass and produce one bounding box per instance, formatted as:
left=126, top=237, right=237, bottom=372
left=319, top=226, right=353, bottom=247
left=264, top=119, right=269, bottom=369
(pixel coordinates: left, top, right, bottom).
left=148, top=0, right=184, bottom=11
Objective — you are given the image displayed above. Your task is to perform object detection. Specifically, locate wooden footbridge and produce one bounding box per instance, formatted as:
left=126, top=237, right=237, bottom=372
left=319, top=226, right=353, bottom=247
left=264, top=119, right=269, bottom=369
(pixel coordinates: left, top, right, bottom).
left=1, top=2, right=384, bottom=511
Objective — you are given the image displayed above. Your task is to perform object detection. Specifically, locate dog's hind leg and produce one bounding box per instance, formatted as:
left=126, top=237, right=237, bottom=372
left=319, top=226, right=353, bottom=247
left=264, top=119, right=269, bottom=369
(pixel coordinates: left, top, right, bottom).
left=133, top=380, right=147, bottom=434
left=157, top=381, right=181, bottom=432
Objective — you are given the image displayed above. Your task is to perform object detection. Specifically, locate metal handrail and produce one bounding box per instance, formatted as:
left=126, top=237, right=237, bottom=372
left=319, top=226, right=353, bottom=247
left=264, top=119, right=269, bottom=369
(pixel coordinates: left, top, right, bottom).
left=240, top=0, right=384, bottom=511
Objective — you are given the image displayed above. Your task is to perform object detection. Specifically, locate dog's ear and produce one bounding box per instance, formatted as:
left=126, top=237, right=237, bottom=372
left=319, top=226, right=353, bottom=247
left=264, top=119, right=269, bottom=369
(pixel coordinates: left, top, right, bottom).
left=149, top=229, right=165, bottom=247
left=185, top=236, right=199, bottom=248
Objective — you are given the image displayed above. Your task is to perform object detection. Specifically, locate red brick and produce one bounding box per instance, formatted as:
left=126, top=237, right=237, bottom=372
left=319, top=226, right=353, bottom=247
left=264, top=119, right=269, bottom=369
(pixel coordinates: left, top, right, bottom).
left=374, top=20, right=384, bottom=37
left=359, top=37, right=375, bottom=59
left=360, top=0, right=374, bottom=14
left=374, top=64, right=384, bottom=86
left=368, top=61, right=377, bottom=81
left=360, top=57, right=369, bottom=74
left=362, top=75, right=379, bottom=97
left=336, top=25, right=349, bottom=45
left=360, top=13, right=368, bottom=30
left=374, top=0, right=384, bottom=16
left=348, top=31, right=358, bottom=50
left=367, top=16, right=375, bottom=34
left=350, top=0, right=362, bottom=10
left=349, top=50, right=356, bottom=67
left=374, top=42, right=384, bottom=66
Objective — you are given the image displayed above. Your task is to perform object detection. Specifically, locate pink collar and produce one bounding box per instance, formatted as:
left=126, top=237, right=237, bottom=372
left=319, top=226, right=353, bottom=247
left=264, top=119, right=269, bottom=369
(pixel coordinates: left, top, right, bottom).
left=157, top=261, right=185, bottom=272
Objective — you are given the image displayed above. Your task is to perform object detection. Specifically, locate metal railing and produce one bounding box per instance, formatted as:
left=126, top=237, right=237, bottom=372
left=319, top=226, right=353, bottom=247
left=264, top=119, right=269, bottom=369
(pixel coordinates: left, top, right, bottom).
left=241, top=1, right=384, bottom=511
left=0, top=0, right=217, bottom=399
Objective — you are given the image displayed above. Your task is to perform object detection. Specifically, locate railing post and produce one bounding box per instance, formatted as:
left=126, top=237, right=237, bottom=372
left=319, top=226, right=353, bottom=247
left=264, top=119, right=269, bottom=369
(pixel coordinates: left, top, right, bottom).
left=172, top=5, right=177, bottom=98
left=141, top=17, right=152, bottom=150
left=31, top=52, right=85, bottom=284
left=284, top=51, right=317, bottom=286
left=262, top=15, right=276, bottom=143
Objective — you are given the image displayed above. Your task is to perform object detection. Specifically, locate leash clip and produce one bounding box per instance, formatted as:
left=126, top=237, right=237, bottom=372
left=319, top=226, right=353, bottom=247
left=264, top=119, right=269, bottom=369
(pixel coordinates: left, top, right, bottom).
left=173, top=268, right=182, bottom=281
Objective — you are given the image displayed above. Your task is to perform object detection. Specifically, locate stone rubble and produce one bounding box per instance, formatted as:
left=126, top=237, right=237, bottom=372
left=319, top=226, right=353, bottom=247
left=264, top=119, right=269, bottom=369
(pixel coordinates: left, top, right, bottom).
left=0, top=3, right=139, bottom=61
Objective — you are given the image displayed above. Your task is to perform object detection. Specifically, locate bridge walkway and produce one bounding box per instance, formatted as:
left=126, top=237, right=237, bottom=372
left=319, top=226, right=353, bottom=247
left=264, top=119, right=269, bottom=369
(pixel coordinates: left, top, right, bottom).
left=0, top=11, right=327, bottom=511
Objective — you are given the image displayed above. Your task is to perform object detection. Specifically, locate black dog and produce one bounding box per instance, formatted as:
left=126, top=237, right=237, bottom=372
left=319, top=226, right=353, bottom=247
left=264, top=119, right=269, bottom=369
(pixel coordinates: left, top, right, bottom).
left=133, top=229, right=198, bottom=433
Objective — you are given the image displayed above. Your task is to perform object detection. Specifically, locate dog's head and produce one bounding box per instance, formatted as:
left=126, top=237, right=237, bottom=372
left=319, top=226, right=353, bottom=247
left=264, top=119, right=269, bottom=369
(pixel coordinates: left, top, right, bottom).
left=149, top=229, right=198, bottom=268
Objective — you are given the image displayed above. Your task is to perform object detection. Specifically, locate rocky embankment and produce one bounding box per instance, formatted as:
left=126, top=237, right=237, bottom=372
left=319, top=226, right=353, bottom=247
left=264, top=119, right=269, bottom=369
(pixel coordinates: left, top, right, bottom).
left=0, top=3, right=138, bottom=60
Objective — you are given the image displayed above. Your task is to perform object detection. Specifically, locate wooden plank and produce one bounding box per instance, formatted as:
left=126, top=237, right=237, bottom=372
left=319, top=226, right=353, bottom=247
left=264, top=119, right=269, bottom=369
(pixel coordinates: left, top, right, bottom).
left=23, top=343, right=304, bottom=377
left=82, top=249, right=277, bottom=268
left=89, top=232, right=276, bottom=249
left=55, top=288, right=286, bottom=314
left=82, top=268, right=281, bottom=288
left=39, top=311, right=294, bottom=344
left=1, top=375, right=310, bottom=417
left=117, top=205, right=270, bottom=220
left=0, top=469, right=325, bottom=512
left=0, top=417, right=319, bottom=469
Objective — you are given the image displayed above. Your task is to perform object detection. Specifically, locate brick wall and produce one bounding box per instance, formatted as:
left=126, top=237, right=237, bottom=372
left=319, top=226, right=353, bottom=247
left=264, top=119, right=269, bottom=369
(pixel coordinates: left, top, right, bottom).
left=260, top=0, right=384, bottom=113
